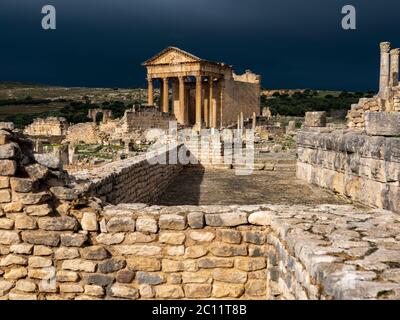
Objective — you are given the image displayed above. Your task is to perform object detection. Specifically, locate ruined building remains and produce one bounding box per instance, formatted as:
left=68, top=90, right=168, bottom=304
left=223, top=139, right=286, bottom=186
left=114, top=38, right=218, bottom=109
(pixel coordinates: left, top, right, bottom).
left=298, top=41, right=400, bottom=214
left=143, top=47, right=260, bottom=130
left=24, top=117, right=69, bottom=137
left=347, top=42, right=400, bottom=128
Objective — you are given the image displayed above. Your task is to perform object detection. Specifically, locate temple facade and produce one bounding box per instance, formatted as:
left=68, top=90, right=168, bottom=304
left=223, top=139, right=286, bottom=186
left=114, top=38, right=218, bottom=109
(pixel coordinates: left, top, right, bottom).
left=143, top=47, right=261, bottom=130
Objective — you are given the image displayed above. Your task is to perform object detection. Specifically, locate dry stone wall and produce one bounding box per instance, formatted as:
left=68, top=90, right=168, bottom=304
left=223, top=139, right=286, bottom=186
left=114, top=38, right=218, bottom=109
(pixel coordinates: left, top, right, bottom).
left=296, top=128, right=400, bottom=213
left=71, top=146, right=183, bottom=204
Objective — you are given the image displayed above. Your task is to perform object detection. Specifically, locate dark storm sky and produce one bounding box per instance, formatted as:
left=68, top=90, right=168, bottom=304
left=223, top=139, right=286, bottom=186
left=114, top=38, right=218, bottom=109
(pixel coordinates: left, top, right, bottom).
left=0, top=0, right=400, bottom=90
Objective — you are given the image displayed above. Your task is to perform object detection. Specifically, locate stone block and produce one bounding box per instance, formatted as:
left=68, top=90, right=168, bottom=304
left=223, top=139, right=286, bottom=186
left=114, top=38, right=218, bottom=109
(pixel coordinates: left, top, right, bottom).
left=159, top=214, right=187, bottom=230
left=217, top=229, right=242, bottom=244
left=116, top=270, right=135, bottom=283
left=212, top=269, right=248, bottom=284
left=109, top=284, right=139, bottom=299
left=114, top=245, right=161, bottom=256
left=0, top=177, right=10, bottom=189
left=55, top=247, right=80, bottom=260
left=0, top=254, right=27, bottom=266
left=96, top=233, right=125, bottom=245
left=185, top=245, right=208, bottom=259
left=198, top=257, right=234, bottom=269
left=127, top=257, right=161, bottom=271
left=184, top=284, right=212, bottom=298
left=10, top=243, right=33, bottom=254
left=15, top=214, right=36, bottom=230
left=304, top=111, right=326, bottom=127
left=16, top=280, right=36, bottom=292
left=205, top=211, right=248, bottom=227
left=107, top=217, right=135, bottom=232
left=81, top=211, right=98, bottom=231
left=212, top=282, right=245, bottom=298
left=234, top=257, right=266, bottom=271
left=189, top=231, right=215, bottom=242
left=187, top=212, right=204, bottom=228
left=28, top=256, right=52, bottom=268
left=365, top=112, right=400, bottom=136
left=159, top=232, right=186, bottom=245
left=0, top=190, right=11, bottom=203
left=56, top=270, right=80, bottom=282
left=0, top=160, right=17, bottom=176
left=10, top=178, right=36, bottom=193
left=81, top=246, right=109, bottom=260
left=38, top=216, right=78, bottom=231
left=209, top=243, right=248, bottom=257
left=0, top=218, right=14, bottom=229
left=61, top=259, right=97, bottom=272
left=0, top=143, right=17, bottom=159
left=97, top=259, right=126, bottom=273
left=154, top=285, right=184, bottom=299
left=136, top=216, right=158, bottom=233
left=4, top=267, right=28, bottom=280
left=0, top=230, right=20, bottom=245
left=25, top=204, right=52, bottom=216
left=84, top=274, right=114, bottom=286
left=136, top=272, right=165, bottom=285
left=60, top=233, right=87, bottom=247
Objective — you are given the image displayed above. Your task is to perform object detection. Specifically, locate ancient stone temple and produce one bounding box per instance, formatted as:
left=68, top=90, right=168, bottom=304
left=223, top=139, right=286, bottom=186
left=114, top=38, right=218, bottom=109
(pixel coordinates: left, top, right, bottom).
left=143, top=47, right=261, bottom=130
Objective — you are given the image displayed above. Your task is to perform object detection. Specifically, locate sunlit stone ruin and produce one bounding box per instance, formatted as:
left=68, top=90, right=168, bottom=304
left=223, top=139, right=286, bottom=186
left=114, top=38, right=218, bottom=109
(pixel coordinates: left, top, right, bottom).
left=1, top=43, right=400, bottom=300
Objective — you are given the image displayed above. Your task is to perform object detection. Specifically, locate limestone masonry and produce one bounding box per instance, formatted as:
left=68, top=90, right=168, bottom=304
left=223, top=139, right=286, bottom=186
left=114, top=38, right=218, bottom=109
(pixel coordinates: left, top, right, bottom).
left=1, top=122, right=400, bottom=300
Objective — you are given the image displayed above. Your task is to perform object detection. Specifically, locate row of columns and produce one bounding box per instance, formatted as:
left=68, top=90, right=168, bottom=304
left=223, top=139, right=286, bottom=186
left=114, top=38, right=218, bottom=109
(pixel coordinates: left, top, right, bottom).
left=379, top=42, right=399, bottom=98
left=147, top=75, right=221, bottom=129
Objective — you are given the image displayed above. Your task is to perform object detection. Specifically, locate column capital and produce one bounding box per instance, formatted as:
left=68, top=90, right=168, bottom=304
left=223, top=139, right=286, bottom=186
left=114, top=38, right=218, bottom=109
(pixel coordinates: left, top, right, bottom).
left=391, top=48, right=400, bottom=56
left=380, top=42, right=391, bottom=53
left=163, top=77, right=169, bottom=83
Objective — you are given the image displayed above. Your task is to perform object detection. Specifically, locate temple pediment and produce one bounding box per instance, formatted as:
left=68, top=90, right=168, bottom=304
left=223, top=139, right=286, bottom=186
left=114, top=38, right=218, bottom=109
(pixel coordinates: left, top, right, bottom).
left=143, top=47, right=202, bottom=66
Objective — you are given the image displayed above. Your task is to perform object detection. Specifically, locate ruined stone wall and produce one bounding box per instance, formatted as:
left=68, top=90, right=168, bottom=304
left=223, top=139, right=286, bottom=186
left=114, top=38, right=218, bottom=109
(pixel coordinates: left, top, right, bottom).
left=66, top=123, right=106, bottom=145
left=24, top=117, right=69, bottom=137
left=296, top=128, right=400, bottom=213
left=346, top=97, right=381, bottom=129
left=123, top=109, right=175, bottom=132
left=223, top=77, right=260, bottom=127
left=71, top=145, right=183, bottom=204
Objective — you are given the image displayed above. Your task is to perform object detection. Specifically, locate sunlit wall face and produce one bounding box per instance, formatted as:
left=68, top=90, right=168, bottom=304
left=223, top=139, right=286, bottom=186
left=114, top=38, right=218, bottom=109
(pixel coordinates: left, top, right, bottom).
left=1, top=0, right=400, bottom=90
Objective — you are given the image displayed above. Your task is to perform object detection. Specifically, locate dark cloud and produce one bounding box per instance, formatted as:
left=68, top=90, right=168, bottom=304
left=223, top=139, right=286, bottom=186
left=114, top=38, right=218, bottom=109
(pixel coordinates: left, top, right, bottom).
left=0, top=0, right=400, bottom=90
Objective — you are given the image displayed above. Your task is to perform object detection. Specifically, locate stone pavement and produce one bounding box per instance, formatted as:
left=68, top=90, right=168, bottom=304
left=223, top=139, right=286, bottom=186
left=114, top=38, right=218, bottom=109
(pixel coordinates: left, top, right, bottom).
left=155, top=166, right=353, bottom=206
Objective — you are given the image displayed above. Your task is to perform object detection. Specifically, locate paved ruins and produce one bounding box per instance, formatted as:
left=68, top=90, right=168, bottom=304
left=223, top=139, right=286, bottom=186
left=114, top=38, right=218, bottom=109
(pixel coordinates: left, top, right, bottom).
left=155, top=167, right=350, bottom=206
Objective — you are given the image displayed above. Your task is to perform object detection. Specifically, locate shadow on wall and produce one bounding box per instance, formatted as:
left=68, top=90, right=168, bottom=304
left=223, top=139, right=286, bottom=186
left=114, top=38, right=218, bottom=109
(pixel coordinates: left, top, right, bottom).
left=153, top=164, right=205, bottom=206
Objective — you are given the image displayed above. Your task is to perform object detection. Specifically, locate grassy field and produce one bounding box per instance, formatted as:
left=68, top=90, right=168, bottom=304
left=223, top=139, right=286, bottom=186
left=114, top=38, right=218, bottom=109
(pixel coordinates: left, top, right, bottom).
left=0, top=102, right=65, bottom=115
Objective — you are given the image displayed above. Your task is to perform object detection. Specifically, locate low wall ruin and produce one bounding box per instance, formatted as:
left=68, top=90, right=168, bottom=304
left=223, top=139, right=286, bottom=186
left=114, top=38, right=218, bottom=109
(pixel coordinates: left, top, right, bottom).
left=296, top=128, right=400, bottom=213
left=71, top=145, right=183, bottom=204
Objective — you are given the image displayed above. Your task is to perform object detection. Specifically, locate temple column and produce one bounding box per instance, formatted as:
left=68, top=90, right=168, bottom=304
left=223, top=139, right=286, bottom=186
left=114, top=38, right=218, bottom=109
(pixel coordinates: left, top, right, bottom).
left=147, top=77, right=154, bottom=106
left=209, top=77, right=214, bottom=128
left=379, top=42, right=391, bottom=97
left=195, top=75, right=202, bottom=130
left=219, top=79, right=224, bottom=129
left=162, top=78, right=169, bottom=113
left=204, top=82, right=209, bottom=128
left=390, top=48, right=400, bottom=88
left=178, top=76, right=187, bottom=125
